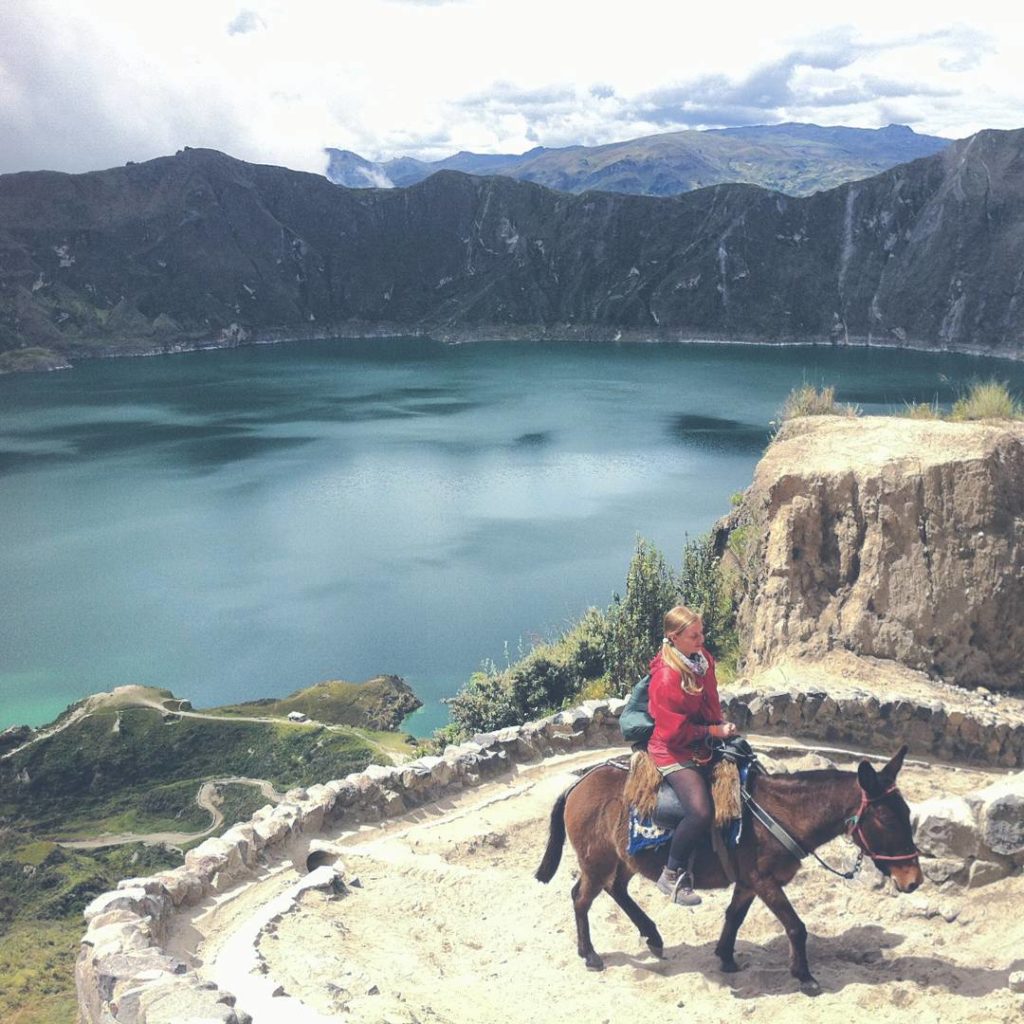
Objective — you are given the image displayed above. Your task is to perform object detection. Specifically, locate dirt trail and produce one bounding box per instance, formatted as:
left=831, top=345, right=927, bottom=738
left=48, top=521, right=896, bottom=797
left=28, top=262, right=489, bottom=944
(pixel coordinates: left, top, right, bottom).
left=59, top=777, right=284, bottom=850
left=182, top=744, right=1024, bottom=1024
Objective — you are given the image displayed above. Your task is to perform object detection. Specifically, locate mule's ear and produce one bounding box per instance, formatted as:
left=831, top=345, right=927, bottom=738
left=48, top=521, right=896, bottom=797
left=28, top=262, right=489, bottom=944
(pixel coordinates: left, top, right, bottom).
left=880, top=744, right=909, bottom=784
left=857, top=760, right=881, bottom=795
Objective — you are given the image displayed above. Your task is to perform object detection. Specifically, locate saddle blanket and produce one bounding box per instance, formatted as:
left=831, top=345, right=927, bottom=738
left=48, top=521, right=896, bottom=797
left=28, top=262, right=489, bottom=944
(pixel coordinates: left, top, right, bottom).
left=626, top=763, right=752, bottom=856
left=627, top=809, right=673, bottom=855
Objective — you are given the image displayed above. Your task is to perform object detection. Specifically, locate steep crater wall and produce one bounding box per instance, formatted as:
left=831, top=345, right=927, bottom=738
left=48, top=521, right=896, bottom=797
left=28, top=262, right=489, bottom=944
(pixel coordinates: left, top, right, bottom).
left=729, top=418, right=1024, bottom=690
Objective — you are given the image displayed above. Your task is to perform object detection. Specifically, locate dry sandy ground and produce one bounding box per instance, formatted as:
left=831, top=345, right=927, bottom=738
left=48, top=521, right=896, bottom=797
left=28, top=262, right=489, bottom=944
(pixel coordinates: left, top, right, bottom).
left=183, top=744, right=1024, bottom=1024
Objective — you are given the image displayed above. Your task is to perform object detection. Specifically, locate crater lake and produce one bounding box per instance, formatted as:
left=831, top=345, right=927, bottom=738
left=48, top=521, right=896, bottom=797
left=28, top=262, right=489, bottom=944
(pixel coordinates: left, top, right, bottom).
left=3, top=338, right=1021, bottom=733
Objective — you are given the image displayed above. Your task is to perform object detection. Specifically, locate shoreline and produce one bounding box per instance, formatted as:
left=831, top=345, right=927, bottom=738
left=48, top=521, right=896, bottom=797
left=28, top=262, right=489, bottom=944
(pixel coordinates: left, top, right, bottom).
left=4, top=320, right=1024, bottom=375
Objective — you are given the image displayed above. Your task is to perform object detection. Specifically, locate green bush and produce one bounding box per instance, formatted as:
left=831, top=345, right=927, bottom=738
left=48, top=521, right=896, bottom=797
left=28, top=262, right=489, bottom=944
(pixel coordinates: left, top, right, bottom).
left=444, top=533, right=742, bottom=740
left=899, top=399, right=942, bottom=420
left=214, top=783, right=275, bottom=829
left=446, top=607, right=609, bottom=736
left=604, top=537, right=681, bottom=693
left=679, top=533, right=733, bottom=651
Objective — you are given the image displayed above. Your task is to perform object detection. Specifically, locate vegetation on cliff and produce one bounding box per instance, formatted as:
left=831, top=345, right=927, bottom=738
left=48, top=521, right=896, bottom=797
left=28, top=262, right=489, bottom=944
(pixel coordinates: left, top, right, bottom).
left=899, top=379, right=1024, bottom=422
left=442, top=533, right=739, bottom=740
left=778, top=383, right=860, bottom=421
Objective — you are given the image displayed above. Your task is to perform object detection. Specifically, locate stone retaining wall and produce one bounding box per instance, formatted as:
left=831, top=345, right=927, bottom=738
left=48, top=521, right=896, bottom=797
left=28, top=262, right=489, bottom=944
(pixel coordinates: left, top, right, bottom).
left=75, top=689, right=1024, bottom=1024
left=724, top=686, right=1024, bottom=769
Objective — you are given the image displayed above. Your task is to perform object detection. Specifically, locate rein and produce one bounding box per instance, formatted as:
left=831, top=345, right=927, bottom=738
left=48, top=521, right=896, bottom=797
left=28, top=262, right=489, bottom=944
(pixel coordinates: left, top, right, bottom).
left=740, top=781, right=919, bottom=880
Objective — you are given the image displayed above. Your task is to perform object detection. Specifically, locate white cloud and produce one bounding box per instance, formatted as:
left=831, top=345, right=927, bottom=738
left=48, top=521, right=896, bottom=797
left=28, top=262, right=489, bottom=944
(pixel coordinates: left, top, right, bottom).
left=0, top=0, right=1021, bottom=175
left=227, top=8, right=268, bottom=35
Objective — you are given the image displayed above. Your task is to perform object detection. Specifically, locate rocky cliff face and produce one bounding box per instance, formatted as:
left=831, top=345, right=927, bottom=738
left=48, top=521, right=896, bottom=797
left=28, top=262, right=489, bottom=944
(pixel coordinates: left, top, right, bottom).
left=730, top=417, right=1024, bottom=690
left=2, top=128, right=1024, bottom=364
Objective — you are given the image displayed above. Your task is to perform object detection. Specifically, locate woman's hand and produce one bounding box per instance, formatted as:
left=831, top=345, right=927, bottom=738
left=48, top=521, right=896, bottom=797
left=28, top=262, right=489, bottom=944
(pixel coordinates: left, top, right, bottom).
left=709, top=722, right=739, bottom=740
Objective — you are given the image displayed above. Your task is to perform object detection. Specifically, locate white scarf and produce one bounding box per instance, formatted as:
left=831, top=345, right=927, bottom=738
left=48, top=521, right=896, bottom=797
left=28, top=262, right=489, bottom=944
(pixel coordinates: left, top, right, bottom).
left=665, top=642, right=709, bottom=678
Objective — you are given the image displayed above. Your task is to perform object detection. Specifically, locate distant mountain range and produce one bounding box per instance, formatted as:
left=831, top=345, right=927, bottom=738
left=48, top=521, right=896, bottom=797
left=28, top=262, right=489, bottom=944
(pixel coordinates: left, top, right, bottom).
left=325, top=123, right=951, bottom=197
left=2, top=126, right=1023, bottom=369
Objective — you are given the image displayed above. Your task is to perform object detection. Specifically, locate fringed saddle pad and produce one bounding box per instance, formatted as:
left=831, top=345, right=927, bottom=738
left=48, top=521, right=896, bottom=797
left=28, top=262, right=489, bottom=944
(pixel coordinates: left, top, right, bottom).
left=626, top=760, right=755, bottom=858
left=627, top=808, right=672, bottom=855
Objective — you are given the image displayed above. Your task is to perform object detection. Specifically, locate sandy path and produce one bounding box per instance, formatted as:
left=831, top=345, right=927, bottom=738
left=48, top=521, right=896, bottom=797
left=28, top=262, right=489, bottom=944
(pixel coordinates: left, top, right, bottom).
left=184, top=744, right=1024, bottom=1024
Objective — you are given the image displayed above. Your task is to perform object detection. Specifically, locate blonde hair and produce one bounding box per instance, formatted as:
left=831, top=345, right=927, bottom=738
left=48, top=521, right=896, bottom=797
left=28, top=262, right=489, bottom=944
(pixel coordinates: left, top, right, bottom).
left=662, top=604, right=703, bottom=694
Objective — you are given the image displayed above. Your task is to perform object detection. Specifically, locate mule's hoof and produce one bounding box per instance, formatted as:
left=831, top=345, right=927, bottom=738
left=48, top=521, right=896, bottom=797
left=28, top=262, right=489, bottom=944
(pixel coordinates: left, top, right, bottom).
left=646, top=940, right=664, bottom=958
left=584, top=952, right=605, bottom=971
left=719, top=959, right=741, bottom=974
left=800, top=978, right=822, bottom=997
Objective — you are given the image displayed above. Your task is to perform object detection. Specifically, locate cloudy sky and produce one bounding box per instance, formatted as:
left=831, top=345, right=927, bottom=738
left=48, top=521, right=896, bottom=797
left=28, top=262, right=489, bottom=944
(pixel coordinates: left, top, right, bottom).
left=2, top=0, right=1022, bottom=175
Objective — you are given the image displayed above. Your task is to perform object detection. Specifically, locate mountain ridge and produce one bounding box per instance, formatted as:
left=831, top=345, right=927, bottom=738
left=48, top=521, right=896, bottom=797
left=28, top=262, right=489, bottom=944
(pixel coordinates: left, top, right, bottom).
left=2, top=127, right=1024, bottom=368
left=326, top=122, right=951, bottom=197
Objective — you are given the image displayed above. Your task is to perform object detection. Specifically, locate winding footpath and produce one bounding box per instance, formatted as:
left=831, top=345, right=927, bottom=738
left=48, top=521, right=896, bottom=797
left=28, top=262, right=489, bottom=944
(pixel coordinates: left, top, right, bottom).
left=59, top=777, right=286, bottom=850
left=4, top=687, right=402, bottom=849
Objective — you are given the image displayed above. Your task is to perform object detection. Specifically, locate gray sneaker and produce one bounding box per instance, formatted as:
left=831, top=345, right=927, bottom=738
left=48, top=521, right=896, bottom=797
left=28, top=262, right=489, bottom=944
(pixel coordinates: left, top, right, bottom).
left=656, top=867, right=702, bottom=906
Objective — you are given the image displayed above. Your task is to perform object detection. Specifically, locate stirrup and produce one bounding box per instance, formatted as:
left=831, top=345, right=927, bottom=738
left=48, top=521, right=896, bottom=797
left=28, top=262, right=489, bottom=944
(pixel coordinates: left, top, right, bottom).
left=656, top=867, right=702, bottom=907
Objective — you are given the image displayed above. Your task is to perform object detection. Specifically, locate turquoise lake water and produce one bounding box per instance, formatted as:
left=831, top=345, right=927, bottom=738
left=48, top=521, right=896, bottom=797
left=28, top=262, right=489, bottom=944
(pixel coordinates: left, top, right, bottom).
left=2, top=338, right=1022, bottom=734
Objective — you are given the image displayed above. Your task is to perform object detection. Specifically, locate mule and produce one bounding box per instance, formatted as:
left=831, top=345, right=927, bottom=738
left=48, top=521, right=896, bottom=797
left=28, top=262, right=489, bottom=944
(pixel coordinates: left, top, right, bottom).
left=535, top=745, right=923, bottom=993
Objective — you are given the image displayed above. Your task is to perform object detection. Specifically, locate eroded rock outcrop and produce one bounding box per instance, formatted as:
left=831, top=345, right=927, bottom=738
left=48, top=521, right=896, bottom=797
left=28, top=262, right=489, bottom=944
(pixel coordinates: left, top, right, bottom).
left=729, top=417, right=1024, bottom=690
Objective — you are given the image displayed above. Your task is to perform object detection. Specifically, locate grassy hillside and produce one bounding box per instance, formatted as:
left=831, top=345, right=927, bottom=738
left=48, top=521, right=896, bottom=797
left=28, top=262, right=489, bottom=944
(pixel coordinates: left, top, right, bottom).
left=0, top=836, right=179, bottom=1024
left=0, top=681, right=403, bottom=1024
left=0, top=705, right=383, bottom=835
left=213, top=674, right=421, bottom=731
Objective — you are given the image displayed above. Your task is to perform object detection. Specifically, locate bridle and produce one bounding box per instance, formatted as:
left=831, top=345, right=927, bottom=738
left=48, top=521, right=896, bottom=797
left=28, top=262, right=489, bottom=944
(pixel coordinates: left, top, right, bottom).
left=741, top=778, right=921, bottom=880
left=846, top=784, right=921, bottom=865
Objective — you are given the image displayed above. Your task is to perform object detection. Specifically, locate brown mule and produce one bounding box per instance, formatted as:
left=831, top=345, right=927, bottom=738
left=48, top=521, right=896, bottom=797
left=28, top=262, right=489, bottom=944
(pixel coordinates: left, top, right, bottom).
left=535, top=746, right=923, bottom=993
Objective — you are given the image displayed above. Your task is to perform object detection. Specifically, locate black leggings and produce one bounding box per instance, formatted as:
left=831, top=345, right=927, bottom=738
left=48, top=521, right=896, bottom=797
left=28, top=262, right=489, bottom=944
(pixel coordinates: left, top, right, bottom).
left=664, top=765, right=713, bottom=871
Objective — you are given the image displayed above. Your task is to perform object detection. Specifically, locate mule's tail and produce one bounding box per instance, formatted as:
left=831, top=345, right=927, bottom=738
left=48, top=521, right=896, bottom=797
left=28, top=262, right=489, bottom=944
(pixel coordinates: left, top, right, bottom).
left=534, top=789, right=569, bottom=883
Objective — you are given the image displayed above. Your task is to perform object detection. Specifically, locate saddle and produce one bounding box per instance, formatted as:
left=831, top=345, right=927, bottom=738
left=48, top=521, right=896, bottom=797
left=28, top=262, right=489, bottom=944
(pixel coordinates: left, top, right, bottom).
left=625, top=739, right=761, bottom=860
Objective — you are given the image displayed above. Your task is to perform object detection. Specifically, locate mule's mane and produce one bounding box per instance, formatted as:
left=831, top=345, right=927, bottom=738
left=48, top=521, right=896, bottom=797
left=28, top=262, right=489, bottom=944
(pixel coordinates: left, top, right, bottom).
left=756, top=768, right=855, bottom=791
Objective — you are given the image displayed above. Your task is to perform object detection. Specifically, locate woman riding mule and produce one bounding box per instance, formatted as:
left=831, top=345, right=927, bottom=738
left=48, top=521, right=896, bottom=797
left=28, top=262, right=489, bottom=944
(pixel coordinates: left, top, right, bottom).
left=535, top=744, right=923, bottom=991
left=646, top=605, right=738, bottom=905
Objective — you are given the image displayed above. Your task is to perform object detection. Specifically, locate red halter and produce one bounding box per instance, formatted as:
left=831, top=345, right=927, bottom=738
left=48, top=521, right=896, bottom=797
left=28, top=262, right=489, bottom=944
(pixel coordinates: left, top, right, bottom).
left=847, top=785, right=920, bottom=863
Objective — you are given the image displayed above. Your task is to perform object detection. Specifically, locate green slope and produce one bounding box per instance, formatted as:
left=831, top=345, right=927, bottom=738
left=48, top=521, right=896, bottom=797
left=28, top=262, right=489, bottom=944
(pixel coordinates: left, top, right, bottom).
left=213, top=674, right=422, bottom=731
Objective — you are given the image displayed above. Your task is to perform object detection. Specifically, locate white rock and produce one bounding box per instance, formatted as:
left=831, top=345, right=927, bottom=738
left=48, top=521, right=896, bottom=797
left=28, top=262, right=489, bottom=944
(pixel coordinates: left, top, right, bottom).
left=84, top=888, right=148, bottom=923
left=912, top=796, right=982, bottom=859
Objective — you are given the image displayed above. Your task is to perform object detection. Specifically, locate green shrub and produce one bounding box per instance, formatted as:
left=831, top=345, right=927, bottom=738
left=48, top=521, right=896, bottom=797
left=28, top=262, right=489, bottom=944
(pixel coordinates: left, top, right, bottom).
left=445, top=533, right=742, bottom=739
left=950, top=380, right=1022, bottom=421
left=214, top=783, right=275, bottom=829
left=446, top=608, right=610, bottom=736
left=679, top=533, right=732, bottom=652
left=604, top=537, right=681, bottom=693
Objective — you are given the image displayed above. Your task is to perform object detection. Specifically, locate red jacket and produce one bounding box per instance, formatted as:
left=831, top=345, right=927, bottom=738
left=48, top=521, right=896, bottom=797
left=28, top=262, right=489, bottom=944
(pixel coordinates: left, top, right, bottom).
left=646, top=646, right=723, bottom=767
